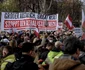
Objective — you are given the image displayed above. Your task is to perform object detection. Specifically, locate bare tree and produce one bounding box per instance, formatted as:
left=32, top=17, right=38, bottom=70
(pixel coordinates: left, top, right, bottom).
left=0, top=0, right=82, bottom=27
left=17, top=0, right=53, bottom=14
left=56, top=0, right=82, bottom=27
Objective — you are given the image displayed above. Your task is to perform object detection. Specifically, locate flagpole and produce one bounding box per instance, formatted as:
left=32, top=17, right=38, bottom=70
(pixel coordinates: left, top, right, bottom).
left=44, top=19, right=48, bottom=33
left=56, top=14, right=58, bottom=30
left=81, top=9, right=85, bottom=32
left=81, top=9, right=85, bottom=40
left=45, top=27, right=46, bottom=33
left=29, top=21, right=32, bottom=36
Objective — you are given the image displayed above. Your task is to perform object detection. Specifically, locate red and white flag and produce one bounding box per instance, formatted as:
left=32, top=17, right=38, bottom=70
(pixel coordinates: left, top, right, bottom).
left=10, top=24, right=17, bottom=34
left=34, top=25, right=40, bottom=38
left=64, top=14, right=74, bottom=30
left=81, top=9, right=85, bottom=40
left=82, top=9, right=85, bottom=29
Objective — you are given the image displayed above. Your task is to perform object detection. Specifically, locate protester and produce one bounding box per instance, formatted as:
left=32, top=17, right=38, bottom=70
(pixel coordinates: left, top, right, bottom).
left=17, top=33, right=24, bottom=47
left=45, top=41, right=63, bottom=65
left=16, top=42, right=38, bottom=70
left=1, top=45, right=15, bottom=70
left=49, top=36, right=85, bottom=70
left=5, top=42, right=45, bottom=70
left=0, top=29, right=84, bottom=70
left=79, top=39, right=85, bottom=64
left=9, top=36, right=17, bottom=48
left=38, top=42, right=54, bottom=70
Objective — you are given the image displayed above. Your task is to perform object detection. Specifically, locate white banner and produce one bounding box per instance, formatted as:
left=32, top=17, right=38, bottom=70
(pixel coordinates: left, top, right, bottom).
left=73, top=27, right=82, bottom=37
left=1, top=12, right=58, bottom=32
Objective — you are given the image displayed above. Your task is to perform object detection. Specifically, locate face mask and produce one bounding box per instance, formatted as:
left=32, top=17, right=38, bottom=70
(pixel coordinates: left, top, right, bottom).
left=27, top=40, right=30, bottom=42
left=1, top=36, right=3, bottom=38
left=49, top=40, right=53, bottom=43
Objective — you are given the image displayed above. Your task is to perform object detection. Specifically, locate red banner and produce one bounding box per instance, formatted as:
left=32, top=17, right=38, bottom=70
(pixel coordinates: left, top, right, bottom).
left=1, top=12, right=58, bottom=32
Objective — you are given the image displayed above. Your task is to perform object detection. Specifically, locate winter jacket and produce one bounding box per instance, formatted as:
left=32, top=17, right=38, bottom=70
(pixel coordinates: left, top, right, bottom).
left=49, top=54, right=85, bottom=70
left=45, top=47, right=63, bottom=64
left=79, top=51, right=85, bottom=64
left=9, top=54, right=39, bottom=70
left=1, top=54, right=15, bottom=70
left=49, top=58, right=85, bottom=70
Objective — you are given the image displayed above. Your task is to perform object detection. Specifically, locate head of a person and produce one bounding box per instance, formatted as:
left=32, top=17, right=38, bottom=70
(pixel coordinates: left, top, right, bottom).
left=33, top=39, right=42, bottom=46
left=55, top=41, right=63, bottom=50
left=46, top=42, right=54, bottom=50
left=24, top=35, right=30, bottom=42
left=19, top=33, right=24, bottom=40
left=48, top=35, right=54, bottom=43
left=9, top=39, right=17, bottom=48
left=1, top=38, right=9, bottom=45
left=63, top=36, right=82, bottom=59
left=21, top=42, right=36, bottom=58
left=2, top=45, right=13, bottom=57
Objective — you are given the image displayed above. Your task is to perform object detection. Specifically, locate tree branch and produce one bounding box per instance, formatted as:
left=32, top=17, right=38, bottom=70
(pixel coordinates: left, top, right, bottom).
left=46, top=0, right=53, bottom=12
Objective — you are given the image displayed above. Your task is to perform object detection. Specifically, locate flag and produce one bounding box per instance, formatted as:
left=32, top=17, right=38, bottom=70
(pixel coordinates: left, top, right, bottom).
left=64, top=14, right=74, bottom=30
left=81, top=32, right=85, bottom=40
left=81, top=9, right=85, bottom=40
left=82, top=9, right=85, bottom=32
left=9, top=24, right=14, bottom=34
left=10, top=24, right=16, bottom=34
left=34, top=25, right=40, bottom=38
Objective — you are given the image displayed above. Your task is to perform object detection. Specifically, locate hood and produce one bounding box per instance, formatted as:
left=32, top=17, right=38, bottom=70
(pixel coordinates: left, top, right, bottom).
left=2, top=54, right=15, bottom=63
left=49, top=58, right=81, bottom=70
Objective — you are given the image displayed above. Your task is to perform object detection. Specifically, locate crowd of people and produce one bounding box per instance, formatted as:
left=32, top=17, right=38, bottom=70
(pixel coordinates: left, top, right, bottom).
left=0, top=29, right=85, bottom=70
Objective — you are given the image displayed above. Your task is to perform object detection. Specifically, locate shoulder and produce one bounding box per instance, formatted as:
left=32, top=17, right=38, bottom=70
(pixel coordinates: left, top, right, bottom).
left=1, top=61, right=8, bottom=70
left=74, top=64, right=85, bottom=70
left=1, top=55, right=15, bottom=70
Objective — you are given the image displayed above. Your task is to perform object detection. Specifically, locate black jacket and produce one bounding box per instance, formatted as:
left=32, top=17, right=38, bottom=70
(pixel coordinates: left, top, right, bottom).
left=5, top=54, right=38, bottom=70
left=16, top=54, right=38, bottom=70
left=79, top=52, right=85, bottom=64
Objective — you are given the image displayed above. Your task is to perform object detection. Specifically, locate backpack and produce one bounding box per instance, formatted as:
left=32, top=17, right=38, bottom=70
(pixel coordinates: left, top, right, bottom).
left=5, top=58, right=38, bottom=70
left=4, top=59, right=28, bottom=70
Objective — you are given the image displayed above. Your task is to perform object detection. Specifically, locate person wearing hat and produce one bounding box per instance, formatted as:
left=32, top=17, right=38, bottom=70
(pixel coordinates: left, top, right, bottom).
left=0, top=38, right=9, bottom=45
